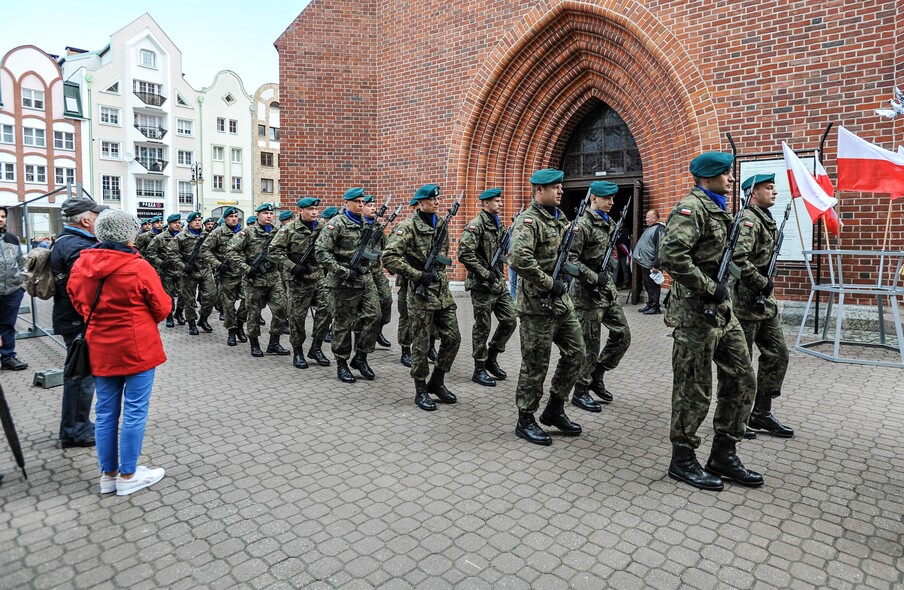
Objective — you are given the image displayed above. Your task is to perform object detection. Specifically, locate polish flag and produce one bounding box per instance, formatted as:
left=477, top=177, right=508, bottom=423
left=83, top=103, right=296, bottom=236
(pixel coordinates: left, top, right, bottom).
left=783, top=142, right=838, bottom=228
left=814, top=152, right=841, bottom=235
left=837, top=126, right=904, bottom=199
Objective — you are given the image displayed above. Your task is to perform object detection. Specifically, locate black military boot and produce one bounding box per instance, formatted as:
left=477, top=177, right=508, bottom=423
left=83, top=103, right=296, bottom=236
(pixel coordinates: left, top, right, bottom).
left=415, top=380, right=436, bottom=411
left=539, top=397, right=582, bottom=435
left=165, top=313, right=175, bottom=328
left=427, top=340, right=438, bottom=363
left=219, top=311, right=225, bottom=321
left=236, top=325, right=248, bottom=343
left=377, top=332, right=392, bottom=347
left=198, top=317, right=213, bottom=333
left=307, top=341, right=331, bottom=366
left=188, top=320, right=199, bottom=336
left=258, top=317, right=266, bottom=326
left=427, top=369, right=456, bottom=403
left=570, top=384, right=601, bottom=413
left=471, top=361, right=496, bottom=387
left=337, top=359, right=356, bottom=383
left=293, top=349, right=308, bottom=369
left=744, top=429, right=757, bottom=440
left=485, top=346, right=507, bottom=380
left=668, top=445, right=724, bottom=491
left=267, top=335, right=291, bottom=355
left=175, top=311, right=186, bottom=325
left=705, top=435, right=764, bottom=487
left=400, top=346, right=413, bottom=368
left=350, top=352, right=375, bottom=380
left=748, top=393, right=794, bottom=438
left=324, top=329, right=332, bottom=343
left=249, top=337, right=264, bottom=358
left=282, top=320, right=290, bottom=335
left=515, top=411, right=552, bottom=446
left=227, top=329, right=238, bottom=347
left=589, top=364, right=613, bottom=403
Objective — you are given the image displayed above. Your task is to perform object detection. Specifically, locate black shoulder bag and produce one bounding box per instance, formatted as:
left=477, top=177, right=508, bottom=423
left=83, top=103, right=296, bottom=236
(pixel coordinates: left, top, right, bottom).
left=64, top=278, right=106, bottom=380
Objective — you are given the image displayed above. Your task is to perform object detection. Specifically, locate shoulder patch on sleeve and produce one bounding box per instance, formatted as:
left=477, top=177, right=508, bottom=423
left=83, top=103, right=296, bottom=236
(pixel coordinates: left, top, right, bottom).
left=744, top=220, right=754, bottom=227
left=468, top=225, right=477, bottom=231
left=680, top=208, right=692, bottom=215
left=327, top=224, right=334, bottom=230
left=238, top=231, right=246, bottom=237
left=396, top=229, right=404, bottom=235
left=573, top=225, right=580, bottom=232
left=523, top=217, right=533, bottom=224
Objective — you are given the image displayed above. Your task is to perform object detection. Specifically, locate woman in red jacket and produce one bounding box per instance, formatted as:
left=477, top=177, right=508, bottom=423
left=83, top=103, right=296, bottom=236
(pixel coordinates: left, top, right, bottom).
left=67, top=209, right=171, bottom=496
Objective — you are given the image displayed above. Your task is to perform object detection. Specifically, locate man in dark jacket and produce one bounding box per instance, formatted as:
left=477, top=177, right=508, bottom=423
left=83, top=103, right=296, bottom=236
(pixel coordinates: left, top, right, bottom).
left=1, top=206, right=28, bottom=371
left=51, top=194, right=108, bottom=448
left=633, top=209, right=666, bottom=314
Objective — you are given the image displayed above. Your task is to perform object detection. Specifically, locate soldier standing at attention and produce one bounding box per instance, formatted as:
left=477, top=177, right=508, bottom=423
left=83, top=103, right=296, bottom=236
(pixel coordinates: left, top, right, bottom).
left=457, top=188, right=517, bottom=387
left=134, top=215, right=163, bottom=256
left=202, top=207, right=247, bottom=346
left=383, top=184, right=461, bottom=410
left=306, top=206, right=339, bottom=367
left=175, top=212, right=215, bottom=335
left=271, top=198, right=324, bottom=369
left=733, top=174, right=793, bottom=438
left=508, top=169, right=585, bottom=445
left=226, top=203, right=291, bottom=358
left=659, top=152, right=763, bottom=491
left=567, top=181, right=632, bottom=413
left=146, top=213, right=185, bottom=328
left=315, top=188, right=381, bottom=382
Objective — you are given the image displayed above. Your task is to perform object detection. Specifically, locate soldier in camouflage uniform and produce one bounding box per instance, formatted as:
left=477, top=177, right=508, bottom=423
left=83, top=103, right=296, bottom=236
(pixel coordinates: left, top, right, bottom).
left=362, top=195, right=394, bottom=348
left=203, top=217, right=216, bottom=233
left=457, top=187, right=517, bottom=387
left=271, top=198, right=325, bottom=369
left=226, top=202, right=290, bottom=358
left=201, top=206, right=248, bottom=346
left=659, top=152, right=762, bottom=492
left=134, top=215, right=163, bottom=256
left=315, top=188, right=381, bottom=382
left=732, top=174, right=793, bottom=438
left=175, top=212, right=216, bottom=336
left=567, top=181, right=632, bottom=413
left=383, top=184, right=461, bottom=411
left=508, top=169, right=585, bottom=445
left=146, top=213, right=185, bottom=328
left=305, top=206, right=339, bottom=367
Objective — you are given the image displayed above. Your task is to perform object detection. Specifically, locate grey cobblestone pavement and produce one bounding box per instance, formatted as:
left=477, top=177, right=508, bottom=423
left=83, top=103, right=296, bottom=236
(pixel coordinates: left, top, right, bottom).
left=1, top=293, right=903, bottom=589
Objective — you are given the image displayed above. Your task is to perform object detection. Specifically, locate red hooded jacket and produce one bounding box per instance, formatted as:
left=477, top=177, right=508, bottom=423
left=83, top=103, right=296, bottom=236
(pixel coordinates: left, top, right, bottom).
left=67, top=243, right=171, bottom=377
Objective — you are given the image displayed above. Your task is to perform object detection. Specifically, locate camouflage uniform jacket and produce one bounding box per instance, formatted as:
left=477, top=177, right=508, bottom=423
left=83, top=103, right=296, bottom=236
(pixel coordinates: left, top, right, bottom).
left=201, top=223, right=242, bottom=278
left=659, top=187, right=735, bottom=329
left=134, top=229, right=159, bottom=257
left=270, top=219, right=324, bottom=283
left=174, top=229, right=209, bottom=279
left=567, top=209, right=619, bottom=309
left=146, top=229, right=183, bottom=275
left=383, top=213, right=454, bottom=311
left=369, top=229, right=387, bottom=277
left=508, top=199, right=575, bottom=317
left=731, top=205, right=778, bottom=321
left=457, top=211, right=506, bottom=295
left=314, top=211, right=374, bottom=289
left=226, top=222, right=281, bottom=287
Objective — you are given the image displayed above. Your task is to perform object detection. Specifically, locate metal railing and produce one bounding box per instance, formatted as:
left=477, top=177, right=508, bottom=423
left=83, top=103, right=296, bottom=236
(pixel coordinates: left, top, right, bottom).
left=136, top=158, right=168, bottom=172
left=135, top=124, right=167, bottom=140
left=133, top=91, right=166, bottom=107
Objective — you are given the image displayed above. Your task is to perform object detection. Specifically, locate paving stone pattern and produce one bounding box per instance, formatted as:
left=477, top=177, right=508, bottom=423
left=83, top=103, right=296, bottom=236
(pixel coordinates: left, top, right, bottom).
left=1, top=296, right=903, bottom=589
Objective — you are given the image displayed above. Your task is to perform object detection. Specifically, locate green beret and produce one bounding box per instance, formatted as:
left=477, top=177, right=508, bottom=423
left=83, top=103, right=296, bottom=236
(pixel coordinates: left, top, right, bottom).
left=363, top=195, right=374, bottom=204
left=255, top=202, right=276, bottom=212
left=222, top=206, right=238, bottom=217
left=278, top=211, right=293, bottom=221
left=166, top=213, right=182, bottom=224
left=689, top=152, right=734, bottom=178
left=343, top=187, right=365, bottom=201
left=297, top=197, right=321, bottom=208
left=320, top=206, right=339, bottom=219
left=186, top=212, right=202, bottom=222
left=148, top=215, right=163, bottom=223
left=479, top=188, right=502, bottom=201
left=530, top=169, right=564, bottom=185
left=204, top=217, right=216, bottom=224
left=590, top=181, right=618, bottom=198
left=410, top=184, right=440, bottom=206
left=247, top=216, right=257, bottom=225
left=741, top=173, right=776, bottom=192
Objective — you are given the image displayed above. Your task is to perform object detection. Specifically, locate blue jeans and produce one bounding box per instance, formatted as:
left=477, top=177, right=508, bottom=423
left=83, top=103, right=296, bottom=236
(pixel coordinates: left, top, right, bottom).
left=94, top=368, right=156, bottom=475
left=0, top=287, right=24, bottom=362
left=508, top=268, right=517, bottom=301
left=60, top=333, right=96, bottom=443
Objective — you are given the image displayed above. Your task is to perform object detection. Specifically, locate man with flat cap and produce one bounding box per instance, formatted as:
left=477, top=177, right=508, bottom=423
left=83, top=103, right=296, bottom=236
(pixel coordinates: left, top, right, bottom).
left=147, top=213, right=185, bottom=327
left=305, top=206, right=339, bottom=366
left=567, top=181, right=632, bottom=413
left=508, top=169, right=585, bottom=445
left=271, top=197, right=325, bottom=369
left=733, top=174, right=793, bottom=439
left=202, top=206, right=248, bottom=346
left=134, top=215, right=163, bottom=255
left=176, top=211, right=215, bottom=335
left=227, top=202, right=290, bottom=357
left=383, top=184, right=461, bottom=410
left=659, top=151, right=762, bottom=491
left=457, top=187, right=517, bottom=387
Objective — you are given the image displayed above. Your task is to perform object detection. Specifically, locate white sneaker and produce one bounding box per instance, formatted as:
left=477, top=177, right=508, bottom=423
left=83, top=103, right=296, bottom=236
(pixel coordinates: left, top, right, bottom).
left=115, top=466, right=165, bottom=496
left=99, top=474, right=117, bottom=494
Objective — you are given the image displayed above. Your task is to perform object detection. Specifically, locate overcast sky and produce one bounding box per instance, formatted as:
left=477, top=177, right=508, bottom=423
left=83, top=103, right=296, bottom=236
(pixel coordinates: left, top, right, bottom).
left=3, top=0, right=312, bottom=93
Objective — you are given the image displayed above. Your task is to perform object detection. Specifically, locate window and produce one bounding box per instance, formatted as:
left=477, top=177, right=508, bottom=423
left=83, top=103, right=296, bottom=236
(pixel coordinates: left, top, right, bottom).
left=133, top=80, right=162, bottom=96
left=223, top=93, right=235, bottom=105
left=100, top=141, right=121, bottom=159
left=101, top=176, right=121, bottom=201
left=269, top=127, right=280, bottom=141
left=231, top=148, right=242, bottom=163
left=216, top=118, right=225, bottom=132
left=176, top=119, right=193, bottom=136
left=178, top=181, right=194, bottom=205
left=212, top=146, right=224, bottom=161
left=55, top=167, right=75, bottom=185
left=136, top=178, right=164, bottom=197
left=260, top=152, right=274, bottom=167
left=23, top=127, right=46, bottom=147
left=176, top=92, right=190, bottom=107
left=25, top=165, right=47, bottom=183
left=139, top=49, right=157, bottom=68
left=104, top=81, right=120, bottom=94
left=231, top=176, right=242, bottom=191
left=213, top=175, right=224, bottom=190
left=229, top=119, right=237, bottom=134
left=2, top=163, right=14, bottom=181
left=1, top=125, right=13, bottom=144
left=261, top=178, right=274, bottom=193
left=258, top=124, right=266, bottom=137
left=561, top=103, right=642, bottom=177
left=100, top=106, right=120, bottom=125
left=177, top=150, right=193, bottom=166
left=54, top=131, right=75, bottom=150
left=22, top=88, right=45, bottom=110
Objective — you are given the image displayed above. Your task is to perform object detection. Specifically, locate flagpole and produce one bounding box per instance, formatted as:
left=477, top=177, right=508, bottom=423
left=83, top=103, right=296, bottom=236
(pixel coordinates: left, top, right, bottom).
left=881, top=198, right=893, bottom=251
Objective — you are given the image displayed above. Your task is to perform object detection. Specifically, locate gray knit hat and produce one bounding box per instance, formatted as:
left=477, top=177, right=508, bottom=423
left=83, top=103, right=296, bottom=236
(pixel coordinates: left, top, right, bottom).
left=95, top=209, right=141, bottom=243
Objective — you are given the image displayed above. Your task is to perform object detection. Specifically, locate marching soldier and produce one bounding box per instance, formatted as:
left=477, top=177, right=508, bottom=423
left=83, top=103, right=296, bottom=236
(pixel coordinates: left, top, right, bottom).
left=226, top=203, right=290, bottom=357
left=363, top=195, right=393, bottom=348
left=567, top=181, right=632, bottom=413
left=146, top=213, right=185, bottom=328
left=201, top=206, right=248, bottom=346
left=175, top=211, right=215, bottom=335
left=733, top=174, right=793, bottom=438
left=456, top=188, right=517, bottom=387
left=314, top=188, right=381, bottom=382
left=305, top=206, right=339, bottom=367
left=659, top=152, right=762, bottom=491
left=134, top=215, right=163, bottom=255
left=508, top=169, right=585, bottom=445
left=203, top=217, right=217, bottom=233
left=139, top=219, right=151, bottom=234
left=278, top=210, right=294, bottom=227
left=383, top=184, right=461, bottom=411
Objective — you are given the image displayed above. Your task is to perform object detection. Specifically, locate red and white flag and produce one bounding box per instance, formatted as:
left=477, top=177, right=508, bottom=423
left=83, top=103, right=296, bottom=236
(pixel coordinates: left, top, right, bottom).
left=783, top=142, right=838, bottom=230
left=837, top=126, right=904, bottom=200
left=814, top=151, right=841, bottom=235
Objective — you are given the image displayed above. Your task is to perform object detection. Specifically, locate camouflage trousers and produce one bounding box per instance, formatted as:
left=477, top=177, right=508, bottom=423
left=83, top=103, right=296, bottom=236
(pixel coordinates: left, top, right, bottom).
left=515, top=311, right=585, bottom=413
left=397, top=277, right=411, bottom=347
left=374, top=271, right=393, bottom=328
left=285, top=279, right=318, bottom=350
left=739, top=314, right=789, bottom=398
left=330, top=284, right=379, bottom=361
left=670, top=317, right=756, bottom=450
left=576, top=304, right=631, bottom=386
left=311, top=279, right=332, bottom=344
left=469, top=289, right=516, bottom=361
left=244, top=280, right=288, bottom=339
left=181, top=273, right=216, bottom=322
left=218, top=275, right=247, bottom=331
left=159, top=272, right=183, bottom=316
left=407, top=301, right=461, bottom=380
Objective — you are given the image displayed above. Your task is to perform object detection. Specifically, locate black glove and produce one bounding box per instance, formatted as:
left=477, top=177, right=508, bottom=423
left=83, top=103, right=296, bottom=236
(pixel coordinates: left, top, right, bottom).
left=760, top=278, right=774, bottom=297
left=291, top=264, right=306, bottom=279
left=345, top=265, right=363, bottom=281
left=549, top=278, right=567, bottom=298
left=216, top=261, right=231, bottom=275
left=704, top=283, right=729, bottom=304
left=486, top=269, right=498, bottom=284
left=416, top=270, right=435, bottom=288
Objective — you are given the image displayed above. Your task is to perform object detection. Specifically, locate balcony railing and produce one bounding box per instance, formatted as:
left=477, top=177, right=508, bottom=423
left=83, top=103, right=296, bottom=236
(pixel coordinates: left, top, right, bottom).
left=135, top=124, right=167, bottom=140
left=133, top=91, right=166, bottom=107
left=136, top=189, right=165, bottom=198
left=136, top=158, right=168, bottom=173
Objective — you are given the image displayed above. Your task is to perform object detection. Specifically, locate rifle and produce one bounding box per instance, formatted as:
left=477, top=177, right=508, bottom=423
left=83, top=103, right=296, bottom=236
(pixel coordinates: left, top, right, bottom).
left=703, top=187, right=754, bottom=327
left=754, top=201, right=792, bottom=313
left=414, top=190, right=464, bottom=300
left=340, top=197, right=389, bottom=287
left=366, top=202, right=403, bottom=253
left=592, top=193, right=633, bottom=295
left=477, top=206, right=523, bottom=290
left=247, top=233, right=276, bottom=279
left=540, top=187, right=593, bottom=311
left=183, top=232, right=209, bottom=274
